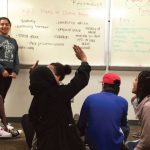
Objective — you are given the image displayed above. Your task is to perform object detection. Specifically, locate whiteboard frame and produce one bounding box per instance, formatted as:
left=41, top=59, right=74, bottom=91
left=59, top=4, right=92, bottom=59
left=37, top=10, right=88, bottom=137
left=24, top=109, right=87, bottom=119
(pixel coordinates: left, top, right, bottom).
left=0, top=0, right=8, bottom=17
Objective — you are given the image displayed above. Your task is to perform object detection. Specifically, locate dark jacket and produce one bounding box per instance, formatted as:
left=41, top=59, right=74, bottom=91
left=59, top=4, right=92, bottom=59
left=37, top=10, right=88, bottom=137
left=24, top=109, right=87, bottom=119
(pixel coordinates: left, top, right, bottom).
left=0, top=35, right=20, bottom=74
left=29, top=62, right=91, bottom=150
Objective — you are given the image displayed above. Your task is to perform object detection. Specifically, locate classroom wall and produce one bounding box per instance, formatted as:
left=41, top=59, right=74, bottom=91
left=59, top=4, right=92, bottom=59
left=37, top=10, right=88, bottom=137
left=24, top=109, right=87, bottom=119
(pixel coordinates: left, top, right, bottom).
left=0, top=0, right=141, bottom=120
left=4, top=69, right=138, bottom=120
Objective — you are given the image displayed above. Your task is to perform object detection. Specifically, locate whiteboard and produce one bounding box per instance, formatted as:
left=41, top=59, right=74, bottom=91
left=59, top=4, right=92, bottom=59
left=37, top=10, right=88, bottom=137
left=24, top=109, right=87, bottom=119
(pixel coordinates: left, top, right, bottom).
left=8, top=0, right=107, bottom=66
left=110, top=0, right=150, bottom=67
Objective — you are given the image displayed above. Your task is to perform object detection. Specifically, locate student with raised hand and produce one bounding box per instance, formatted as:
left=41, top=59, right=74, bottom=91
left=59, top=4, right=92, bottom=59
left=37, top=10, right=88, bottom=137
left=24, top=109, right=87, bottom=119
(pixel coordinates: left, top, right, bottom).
left=22, top=60, right=72, bottom=149
left=77, top=73, right=129, bottom=150
left=28, top=45, right=91, bottom=150
left=0, top=17, right=20, bottom=101
left=126, top=71, right=150, bottom=150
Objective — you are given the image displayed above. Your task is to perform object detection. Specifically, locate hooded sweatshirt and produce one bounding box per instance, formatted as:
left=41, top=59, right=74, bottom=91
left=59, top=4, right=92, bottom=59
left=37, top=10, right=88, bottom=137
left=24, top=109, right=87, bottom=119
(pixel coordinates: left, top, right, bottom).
left=29, top=62, right=91, bottom=150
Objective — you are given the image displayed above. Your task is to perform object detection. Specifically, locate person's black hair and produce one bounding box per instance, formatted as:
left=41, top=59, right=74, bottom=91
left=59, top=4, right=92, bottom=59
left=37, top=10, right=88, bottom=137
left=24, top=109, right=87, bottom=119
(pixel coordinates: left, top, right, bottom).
left=103, top=79, right=121, bottom=95
left=29, top=66, right=58, bottom=95
left=0, top=17, right=11, bottom=26
left=50, top=62, right=72, bottom=81
left=136, top=70, right=150, bottom=104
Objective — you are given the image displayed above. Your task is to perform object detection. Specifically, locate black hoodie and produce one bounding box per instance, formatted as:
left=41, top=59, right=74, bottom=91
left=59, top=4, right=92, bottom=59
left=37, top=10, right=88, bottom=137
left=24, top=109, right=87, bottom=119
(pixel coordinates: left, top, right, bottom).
left=29, top=62, right=91, bottom=150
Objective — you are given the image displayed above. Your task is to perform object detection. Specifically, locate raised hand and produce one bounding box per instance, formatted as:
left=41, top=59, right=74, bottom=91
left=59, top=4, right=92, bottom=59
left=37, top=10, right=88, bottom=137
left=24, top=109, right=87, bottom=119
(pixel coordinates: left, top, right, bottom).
left=73, top=45, right=87, bottom=62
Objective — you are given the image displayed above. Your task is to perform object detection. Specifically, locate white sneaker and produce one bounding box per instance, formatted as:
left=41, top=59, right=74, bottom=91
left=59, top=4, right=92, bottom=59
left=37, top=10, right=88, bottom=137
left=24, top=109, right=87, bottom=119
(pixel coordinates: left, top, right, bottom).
left=0, top=129, right=12, bottom=138
left=9, top=129, right=21, bottom=138
left=0, top=122, right=14, bottom=131
left=7, top=123, right=14, bottom=130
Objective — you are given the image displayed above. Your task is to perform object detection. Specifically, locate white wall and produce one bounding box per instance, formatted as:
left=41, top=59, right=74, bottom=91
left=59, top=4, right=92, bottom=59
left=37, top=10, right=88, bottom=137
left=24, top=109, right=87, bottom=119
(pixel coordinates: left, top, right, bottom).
left=4, top=69, right=138, bottom=120
left=0, top=0, right=139, bottom=120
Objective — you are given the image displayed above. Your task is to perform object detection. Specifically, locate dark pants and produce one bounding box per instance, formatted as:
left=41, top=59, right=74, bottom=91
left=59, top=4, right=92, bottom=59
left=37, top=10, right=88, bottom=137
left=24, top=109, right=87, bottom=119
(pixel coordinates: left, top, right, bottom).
left=89, top=143, right=126, bottom=150
left=126, top=140, right=139, bottom=150
left=0, top=72, right=12, bottom=101
left=21, top=114, right=35, bottom=148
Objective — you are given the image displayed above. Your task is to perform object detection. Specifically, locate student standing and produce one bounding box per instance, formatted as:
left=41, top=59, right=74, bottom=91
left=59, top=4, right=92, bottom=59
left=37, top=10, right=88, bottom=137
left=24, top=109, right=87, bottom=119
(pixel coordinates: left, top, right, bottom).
left=77, top=73, right=129, bottom=150
left=29, top=45, right=91, bottom=150
left=0, top=17, right=20, bottom=101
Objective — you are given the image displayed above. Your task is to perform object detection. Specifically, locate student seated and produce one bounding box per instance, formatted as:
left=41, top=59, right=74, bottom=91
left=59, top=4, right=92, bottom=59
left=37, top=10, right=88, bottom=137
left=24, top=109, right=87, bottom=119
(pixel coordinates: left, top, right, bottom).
left=28, top=45, right=91, bottom=150
left=77, top=73, right=129, bottom=150
left=22, top=60, right=72, bottom=149
left=126, top=71, right=150, bottom=150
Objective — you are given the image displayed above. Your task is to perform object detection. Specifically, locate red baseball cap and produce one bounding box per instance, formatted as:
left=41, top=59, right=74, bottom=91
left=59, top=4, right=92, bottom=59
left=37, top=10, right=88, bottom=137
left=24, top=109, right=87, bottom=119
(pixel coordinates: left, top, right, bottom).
left=101, top=73, right=121, bottom=85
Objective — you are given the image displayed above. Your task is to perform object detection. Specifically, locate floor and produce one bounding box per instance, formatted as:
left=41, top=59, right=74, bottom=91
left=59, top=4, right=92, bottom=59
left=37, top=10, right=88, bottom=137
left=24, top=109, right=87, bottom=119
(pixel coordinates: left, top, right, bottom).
left=0, top=123, right=28, bottom=150
left=0, top=123, right=140, bottom=150
left=127, top=125, right=140, bottom=141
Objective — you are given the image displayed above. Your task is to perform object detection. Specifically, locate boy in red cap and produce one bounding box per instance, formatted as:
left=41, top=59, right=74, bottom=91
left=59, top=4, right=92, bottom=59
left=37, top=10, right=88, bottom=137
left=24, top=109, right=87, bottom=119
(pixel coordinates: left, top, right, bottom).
left=78, top=72, right=129, bottom=150
left=102, top=73, right=121, bottom=84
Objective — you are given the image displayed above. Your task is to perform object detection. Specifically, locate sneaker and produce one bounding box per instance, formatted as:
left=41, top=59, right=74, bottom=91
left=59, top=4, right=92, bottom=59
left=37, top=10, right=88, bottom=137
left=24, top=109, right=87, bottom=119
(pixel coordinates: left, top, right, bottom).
left=0, top=129, right=12, bottom=138
left=9, top=129, right=21, bottom=138
left=7, top=123, right=14, bottom=130
left=0, top=122, right=14, bottom=131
